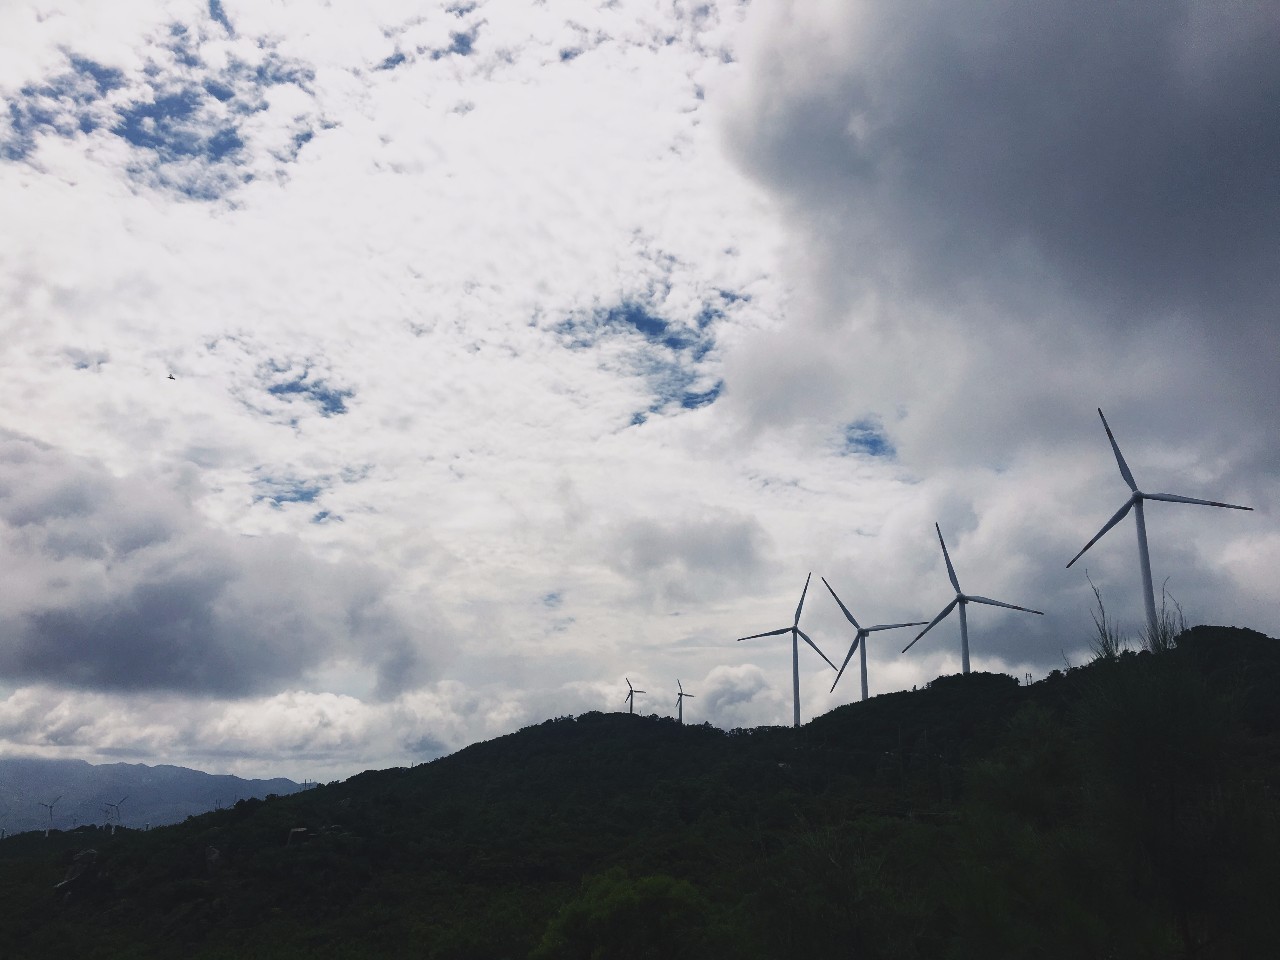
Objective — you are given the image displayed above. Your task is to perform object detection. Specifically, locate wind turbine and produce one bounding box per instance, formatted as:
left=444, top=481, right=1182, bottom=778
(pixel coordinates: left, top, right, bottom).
left=904, top=525, right=1043, bottom=674
left=624, top=678, right=645, bottom=714
left=737, top=572, right=838, bottom=727
left=104, top=796, right=128, bottom=835
left=39, top=796, right=61, bottom=838
left=822, top=577, right=926, bottom=701
left=675, top=680, right=695, bottom=724
left=1067, top=409, right=1252, bottom=639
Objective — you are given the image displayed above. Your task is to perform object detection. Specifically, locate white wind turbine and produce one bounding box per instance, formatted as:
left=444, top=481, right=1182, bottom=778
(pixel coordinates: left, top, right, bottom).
left=1067, top=409, right=1253, bottom=639
left=39, top=795, right=61, bottom=838
left=624, top=678, right=645, bottom=714
left=675, top=680, right=695, bottom=724
left=737, top=572, right=838, bottom=727
left=822, top=577, right=926, bottom=701
left=904, top=524, right=1044, bottom=674
left=104, top=796, right=128, bottom=835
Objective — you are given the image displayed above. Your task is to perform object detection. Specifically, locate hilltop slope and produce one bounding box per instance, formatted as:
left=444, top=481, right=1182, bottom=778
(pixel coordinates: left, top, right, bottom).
left=1, top=626, right=1277, bottom=959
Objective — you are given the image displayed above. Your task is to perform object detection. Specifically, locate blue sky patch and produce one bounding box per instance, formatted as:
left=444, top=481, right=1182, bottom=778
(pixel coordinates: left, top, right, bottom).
left=208, top=0, right=234, bottom=35
left=165, top=23, right=202, bottom=69
left=431, top=27, right=480, bottom=60
left=377, top=51, right=408, bottom=71
left=841, top=418, right=895, bottom=458
left=69, top=57, right=127, bottom=96
left=681, top=382, right=723, bottom=409
left=253, top=478, right=323, bottom=507
left=114, top=89, right=243, bottom=162
left=1, top=25, right=318, bottom=200
left=3, top=57, right=126, bottom=158
left=252, top=53, right=315, bottom=89
left=555, top=289, right=747, bottom=421
left=266, top=368, right=353, bottom=417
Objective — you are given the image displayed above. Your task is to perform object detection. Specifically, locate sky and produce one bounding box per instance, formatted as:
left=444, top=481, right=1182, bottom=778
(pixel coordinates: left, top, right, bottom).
left=0, top=0, right=1276, bottom=783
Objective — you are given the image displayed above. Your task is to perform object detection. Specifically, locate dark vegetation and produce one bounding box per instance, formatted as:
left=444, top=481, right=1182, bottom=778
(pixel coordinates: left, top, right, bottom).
left=2, top=625, right=1277, bottom=959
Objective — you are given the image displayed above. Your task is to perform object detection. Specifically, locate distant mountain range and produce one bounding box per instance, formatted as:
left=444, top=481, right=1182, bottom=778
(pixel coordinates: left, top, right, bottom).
left=0, top=757, right=302, bottom=835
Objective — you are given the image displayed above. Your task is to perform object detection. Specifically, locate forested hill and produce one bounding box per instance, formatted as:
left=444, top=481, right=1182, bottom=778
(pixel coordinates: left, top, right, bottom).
left=2, top=625, right=1278, bottom=959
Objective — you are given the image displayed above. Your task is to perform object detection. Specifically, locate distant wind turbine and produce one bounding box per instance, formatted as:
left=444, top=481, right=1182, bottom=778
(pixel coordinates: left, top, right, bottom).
left=624, top=678, right=645, bottom=714
left=39, top=795, right=61, bottom=838
left=822, top=577, right=926, bottom=701
left=1067, top=409, right=1252, bottom=639
left=675, top=680, right=695, bottom=724
left=104, top=796, right=128, bottom=835
left=737, top=572, right=838, bottom=727
left=904, top=525, right=1043, bottom=674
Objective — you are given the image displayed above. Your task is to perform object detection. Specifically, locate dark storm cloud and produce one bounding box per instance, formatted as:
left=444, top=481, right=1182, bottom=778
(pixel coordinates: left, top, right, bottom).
left=0, top=433, right=438, bottom=699
left=729, top=0, right=1280, bottom=327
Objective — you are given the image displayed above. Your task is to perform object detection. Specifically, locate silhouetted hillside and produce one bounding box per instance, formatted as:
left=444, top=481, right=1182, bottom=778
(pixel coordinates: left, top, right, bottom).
left=2, top=626, right=1277, bottom=959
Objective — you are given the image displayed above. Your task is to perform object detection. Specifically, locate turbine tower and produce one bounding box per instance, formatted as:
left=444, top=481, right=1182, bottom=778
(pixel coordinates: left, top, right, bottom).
left=904, top=524, right=1043, bottom=674
left=39, top=796, right=61, bottom=838
left=737, top=572, right=837, bottom=727
left=822, top=577, right=926, bottom=701
left=624, top=678, right=645, bottom=714
left=1067, top=408, right=1253, bottom=639
left=675, top=680, right=695, bottom=724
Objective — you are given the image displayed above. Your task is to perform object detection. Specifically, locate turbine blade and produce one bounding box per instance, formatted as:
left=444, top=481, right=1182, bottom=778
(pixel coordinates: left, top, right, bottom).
left=626, top=678, right=633, bottom=691
left=965, top=595, right=1045, bottom=615
left=1066, top=498, right=1134, bottom=568
left=684, top=693, right=694, bottom=698
left=903, top=598, right=958, bottom=653
left=865, top=621, right=929, bottom=632
left=1098, top=408, right=1138, bottom=492
left=794, top=572, right=812, bottom=626
left=737, top=627, right=792, bottom=641
left=797, top=628, right=837, bottom=670
left=936, top=524, right=961, bottom=593
left=830, top=636, right=861, bottom=692
left=821, top=577, right=862, bottom=630
left=1145, top=491, right=1253, bottom=511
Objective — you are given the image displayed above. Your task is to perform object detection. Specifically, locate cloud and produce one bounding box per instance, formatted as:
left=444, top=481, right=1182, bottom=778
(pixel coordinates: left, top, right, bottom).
left=698, top=664, right=786, bottom=728
left=720, top=0, right=1280, bottom=472
left=1, top=7, right=321, bottom=199
left=605, top=510, right=772, bottom=607
left=728, top=0, right=1280, bottom=322
left=0, top=432, right=446, bottom=699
